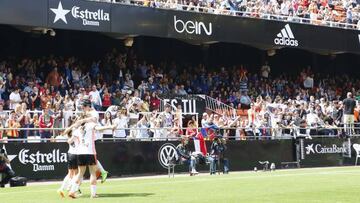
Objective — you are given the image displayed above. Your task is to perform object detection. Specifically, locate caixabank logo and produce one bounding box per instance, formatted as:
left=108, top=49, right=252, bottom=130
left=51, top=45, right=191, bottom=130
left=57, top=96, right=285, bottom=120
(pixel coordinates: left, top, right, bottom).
left=305, top=143, right=348, bottom=155
left=274, top=24, right=299, bottom=47
left=50, top=1, right=110, bottom=27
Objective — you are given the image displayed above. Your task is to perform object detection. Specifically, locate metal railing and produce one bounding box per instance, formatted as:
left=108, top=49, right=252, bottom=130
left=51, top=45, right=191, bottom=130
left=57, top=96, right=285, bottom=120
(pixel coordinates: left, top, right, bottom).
left=0, top=109, right=195, bottom=127
left=201, top=95, right=237, bottom=118
left=0, top=125, right=359, bottom=142
left=93, top=0, right=360, bottom=31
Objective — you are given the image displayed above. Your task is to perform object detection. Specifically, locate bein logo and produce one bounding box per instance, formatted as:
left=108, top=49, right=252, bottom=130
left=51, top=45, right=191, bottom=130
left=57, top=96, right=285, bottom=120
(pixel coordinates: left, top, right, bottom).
left=173, top=16, right=212, bottom=36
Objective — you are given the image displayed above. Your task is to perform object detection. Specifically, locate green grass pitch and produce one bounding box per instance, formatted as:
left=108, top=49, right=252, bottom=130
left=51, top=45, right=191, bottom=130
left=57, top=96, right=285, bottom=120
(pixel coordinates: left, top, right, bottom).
left=1, top=167, right=360, bottom=203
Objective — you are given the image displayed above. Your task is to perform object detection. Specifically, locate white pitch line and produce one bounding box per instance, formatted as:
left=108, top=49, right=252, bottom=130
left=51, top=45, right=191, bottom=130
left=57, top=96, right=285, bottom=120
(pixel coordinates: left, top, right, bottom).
left=24, top=166, right=360, bottom=186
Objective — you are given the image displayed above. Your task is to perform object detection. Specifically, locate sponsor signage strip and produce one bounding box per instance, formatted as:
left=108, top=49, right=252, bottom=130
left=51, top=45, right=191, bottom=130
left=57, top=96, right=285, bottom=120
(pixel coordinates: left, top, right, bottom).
left=5, top=137, right=360, bottom=181
left=301, top=137, right=355, bottom=167
left=0, top=1, right=359, bottom=53
left=3, top=137, right=360, bottom=181
left=48, top=0, right=111, bottom=31
left=1, top=140, right=293, bottom=180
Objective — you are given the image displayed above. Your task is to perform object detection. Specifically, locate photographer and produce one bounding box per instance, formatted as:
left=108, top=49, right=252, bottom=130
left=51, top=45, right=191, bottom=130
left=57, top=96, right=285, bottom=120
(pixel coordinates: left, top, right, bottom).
left=210, top=135, right=229, bottom=174
left=0, top=149, right=15, bottom=187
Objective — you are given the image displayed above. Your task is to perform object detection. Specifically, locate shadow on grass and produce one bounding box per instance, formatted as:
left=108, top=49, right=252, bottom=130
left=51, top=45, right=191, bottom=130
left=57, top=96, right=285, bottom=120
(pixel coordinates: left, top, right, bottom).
left=98, top=193, right=154, bottom=198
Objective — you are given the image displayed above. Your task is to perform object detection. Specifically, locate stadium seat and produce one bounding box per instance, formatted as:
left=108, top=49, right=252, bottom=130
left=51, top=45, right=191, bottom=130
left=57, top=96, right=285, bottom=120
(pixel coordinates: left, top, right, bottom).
left=352, top=144, right=360, bottom=166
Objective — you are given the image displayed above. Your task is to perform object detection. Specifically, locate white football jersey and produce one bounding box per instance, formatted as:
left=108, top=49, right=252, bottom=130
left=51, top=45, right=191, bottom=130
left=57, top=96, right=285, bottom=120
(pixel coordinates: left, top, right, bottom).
left=76, top=122, right=98, bottom=155
left=89, top=110, right=100, bottom=123
left=68, top=128, right=80, bottom=155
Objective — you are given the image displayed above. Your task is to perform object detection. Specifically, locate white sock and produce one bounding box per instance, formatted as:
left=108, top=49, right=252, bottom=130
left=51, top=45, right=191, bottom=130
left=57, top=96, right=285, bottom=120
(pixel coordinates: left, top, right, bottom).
left=70, top=182, right=80, bottom=193
left=79, top=177, right=83, bottom=185
left=67, top=177, right=74, bottom=191
left=90, top=185, right=97, bottom=197
left=97, top=161, right=106, bottom=173
left=60, top=175, right=70, bottom=191
left=66, top=176, right=77, bottom=191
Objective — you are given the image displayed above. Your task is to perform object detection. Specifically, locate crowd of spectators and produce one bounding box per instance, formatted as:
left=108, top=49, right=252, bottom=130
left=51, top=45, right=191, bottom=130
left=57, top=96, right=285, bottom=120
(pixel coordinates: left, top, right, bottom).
left=95, top=0, right=360, bottom=29
left=0, top=48, right=359, bottom=141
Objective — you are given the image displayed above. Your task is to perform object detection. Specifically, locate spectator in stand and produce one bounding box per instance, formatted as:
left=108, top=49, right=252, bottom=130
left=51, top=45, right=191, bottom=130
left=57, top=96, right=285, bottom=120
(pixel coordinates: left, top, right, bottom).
left=123, top=74, right=134, bottom=92
left=13, top=104, right=24, bottom=139
left=23, top=110, right=33, bottom=139
left=201, top=113, right=210, bottom=127
left=89, top=85, right=102, bottom=111
left=304, top=74, right=314, bottom=89
left=170, top=117, right=183, bottom=139
left=139, top=61, right=149, bottom=80
left=113, top=107, right=129, bottom=138
left=150, top=91, right=160, bottom=111
left=24, top=81, right=34, bottom=94
left=39, top=104, right=54, bottom=142
left=178, top=85, right=187, bottom=95
left=90, top=61, right=100, bottom=82
left=136, top=115, right=150, bottom=139
left=0, top=78, right=6, bottom=102
left=23, top=91, right=32, bottom=110
left=111, top=89, right=122, bottom=106
left=152, top=116, right=163, bottom=140
left=9, top=88, right=22, bottom=110
left=161, top=104, right=173, bottom=138
left=147, top=77, right=158, bottom=92
left=111, top=80, right=122, bottom=93
left=343, top=92, right=356, bottom=135
left=185, top=119, right=198, bottom=138
left=63, top=95, right=75, bottom=128
left=0, top=104, right=8, bottom=128
left=101, top=111, right=113, bottom=139
left=31, top=87, right=41, bottom=110
left=52, top=103, right=63, bottom=137
left=64, top=62, right=73, bottom=86
left=46, top=67, right=61, bottom=88
left=32, top=113, right=40, bottom=137
left=40, top=89, right=52, bottom=110
left=260, top=61, right=271, bottom=79
left=102, top=87, right=112, bottom=111
left=138, top=80, right=148, bottom=97
left=5, top=111, right=20, bottom=141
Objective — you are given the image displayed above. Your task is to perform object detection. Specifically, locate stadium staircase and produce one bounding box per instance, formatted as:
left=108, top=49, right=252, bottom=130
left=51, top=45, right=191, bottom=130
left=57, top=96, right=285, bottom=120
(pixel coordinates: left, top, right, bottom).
left=199, top=95, right=237, bottom=118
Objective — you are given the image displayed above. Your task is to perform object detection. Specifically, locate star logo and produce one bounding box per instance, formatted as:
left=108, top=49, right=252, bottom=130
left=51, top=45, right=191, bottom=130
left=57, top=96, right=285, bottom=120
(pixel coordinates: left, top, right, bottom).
left=50, top=1, right=70, bottom=24
left=1, top=145, right=17, bottom=168
left=305, top=144, right=315, bottom=155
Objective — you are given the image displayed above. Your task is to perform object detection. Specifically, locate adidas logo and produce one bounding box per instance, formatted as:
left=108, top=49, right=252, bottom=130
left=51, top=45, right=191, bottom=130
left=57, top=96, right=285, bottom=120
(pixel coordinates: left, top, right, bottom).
left=274, top=24, right=299, bottom=47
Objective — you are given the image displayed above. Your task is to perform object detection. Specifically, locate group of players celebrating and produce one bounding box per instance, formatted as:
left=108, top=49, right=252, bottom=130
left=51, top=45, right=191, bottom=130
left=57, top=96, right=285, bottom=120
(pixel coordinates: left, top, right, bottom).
left=57, top=98, right=230, bottom=198
left=57, top=98, right=115, bottom=199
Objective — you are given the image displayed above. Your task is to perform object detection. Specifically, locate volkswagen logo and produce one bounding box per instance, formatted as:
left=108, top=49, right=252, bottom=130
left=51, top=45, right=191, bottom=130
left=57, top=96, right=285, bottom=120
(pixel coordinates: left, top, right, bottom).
left=158, top=143, right=178, bottom=169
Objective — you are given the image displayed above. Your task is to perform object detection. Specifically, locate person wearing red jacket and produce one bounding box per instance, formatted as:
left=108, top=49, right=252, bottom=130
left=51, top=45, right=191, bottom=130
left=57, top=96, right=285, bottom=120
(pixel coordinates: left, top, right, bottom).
left=39, top=106, right=54, bottom=142
left=46, top=67, right=61, bottom=88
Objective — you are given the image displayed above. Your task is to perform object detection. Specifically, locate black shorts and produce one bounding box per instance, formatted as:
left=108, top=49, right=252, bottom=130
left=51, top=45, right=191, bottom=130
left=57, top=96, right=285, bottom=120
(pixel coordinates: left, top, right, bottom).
left=67, top=153, right=78, bottom=170
left=77, top=154, right=97, bottom=166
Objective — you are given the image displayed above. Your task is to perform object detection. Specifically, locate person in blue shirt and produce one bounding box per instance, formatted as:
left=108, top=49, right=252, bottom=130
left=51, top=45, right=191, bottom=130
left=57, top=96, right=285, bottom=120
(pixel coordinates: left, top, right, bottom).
left=64, top=62, right=73, bottom=85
